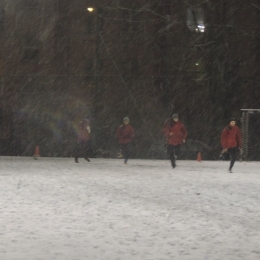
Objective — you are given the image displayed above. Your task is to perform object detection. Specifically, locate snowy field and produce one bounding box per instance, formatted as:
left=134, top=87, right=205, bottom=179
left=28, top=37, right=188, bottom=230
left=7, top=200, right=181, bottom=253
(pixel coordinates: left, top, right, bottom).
left=0, top=157, right=260, bottom=260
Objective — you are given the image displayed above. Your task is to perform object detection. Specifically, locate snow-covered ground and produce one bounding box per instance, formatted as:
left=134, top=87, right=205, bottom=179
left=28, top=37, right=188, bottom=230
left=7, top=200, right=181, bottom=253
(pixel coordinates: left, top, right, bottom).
left=0, top=157, right=260, bottom=260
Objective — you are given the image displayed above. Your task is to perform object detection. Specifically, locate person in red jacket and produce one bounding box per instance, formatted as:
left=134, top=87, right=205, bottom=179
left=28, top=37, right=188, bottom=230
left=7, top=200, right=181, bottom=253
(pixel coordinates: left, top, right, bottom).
left=163, top=114, right=187, bottom=168
left=74, top=118, right=91, bottom=163
left=221, top=118, right=242, bottom=172
left=116, top=117, right=134, bottom=164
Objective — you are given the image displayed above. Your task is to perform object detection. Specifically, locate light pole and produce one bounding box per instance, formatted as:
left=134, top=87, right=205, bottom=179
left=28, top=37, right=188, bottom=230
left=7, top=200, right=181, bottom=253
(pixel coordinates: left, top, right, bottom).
left=86, top=7, right=100, bottom=114
left=87, top=7, right=101, bottom=151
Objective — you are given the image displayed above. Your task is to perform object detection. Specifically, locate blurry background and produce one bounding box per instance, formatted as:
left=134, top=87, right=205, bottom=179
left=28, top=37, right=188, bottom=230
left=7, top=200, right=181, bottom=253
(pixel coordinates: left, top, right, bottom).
left=0, top=0, right=259, bottom=160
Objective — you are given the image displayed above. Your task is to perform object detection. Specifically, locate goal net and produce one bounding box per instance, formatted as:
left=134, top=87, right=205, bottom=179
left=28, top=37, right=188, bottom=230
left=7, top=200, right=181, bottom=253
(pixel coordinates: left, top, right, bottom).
left=241, top=109, right=260, bottom=160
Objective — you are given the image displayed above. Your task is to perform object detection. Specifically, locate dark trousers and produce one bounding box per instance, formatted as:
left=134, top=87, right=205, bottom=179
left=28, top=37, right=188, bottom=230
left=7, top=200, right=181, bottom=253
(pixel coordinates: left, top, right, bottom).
left=228, top=147, right=239, bottom=170
left=167, top=144, right=181, bottom=167
left=74, top=140, right=92, bottom=160
left=121, top=143, right=131, bottom=162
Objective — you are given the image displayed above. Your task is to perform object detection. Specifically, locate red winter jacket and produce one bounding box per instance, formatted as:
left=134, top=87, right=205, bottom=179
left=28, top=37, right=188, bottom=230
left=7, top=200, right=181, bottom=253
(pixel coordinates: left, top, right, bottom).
left=163, top=119, right=187, bottom=145
left=221, top=125, right=242, bottom=149
left=77, top=119, right=91, bottom=142
left=116, top=124, right=134, bottom=144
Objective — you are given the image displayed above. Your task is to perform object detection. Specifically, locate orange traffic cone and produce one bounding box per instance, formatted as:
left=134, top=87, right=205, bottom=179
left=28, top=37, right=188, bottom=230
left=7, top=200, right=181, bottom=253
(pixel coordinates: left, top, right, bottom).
left=34, top=145, right=40, bottom=160
left=197, top=152, right=202, bottom=162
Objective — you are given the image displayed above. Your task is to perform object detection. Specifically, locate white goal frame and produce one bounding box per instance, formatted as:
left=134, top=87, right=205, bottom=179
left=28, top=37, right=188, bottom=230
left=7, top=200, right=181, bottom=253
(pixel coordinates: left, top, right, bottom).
left=241, top=109, right=260, bottom=159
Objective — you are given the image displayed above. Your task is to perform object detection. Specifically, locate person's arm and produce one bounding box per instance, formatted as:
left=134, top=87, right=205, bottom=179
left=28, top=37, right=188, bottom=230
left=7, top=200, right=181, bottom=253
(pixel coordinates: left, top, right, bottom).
left=221, top=128, right=227, bottom=149
left=163, top=120, right=171, bottom=137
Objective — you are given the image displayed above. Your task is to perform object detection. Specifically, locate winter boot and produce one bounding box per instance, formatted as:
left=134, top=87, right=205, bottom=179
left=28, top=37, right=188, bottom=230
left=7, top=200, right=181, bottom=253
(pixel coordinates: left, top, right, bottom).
left=171, top=159, right=176, bottom=168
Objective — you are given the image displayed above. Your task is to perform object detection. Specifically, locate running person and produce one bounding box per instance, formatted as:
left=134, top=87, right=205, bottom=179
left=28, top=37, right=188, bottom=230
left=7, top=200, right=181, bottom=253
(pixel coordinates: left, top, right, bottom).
left=221, top=118, right=242, bottom=172
left=163, top=114, right=187, bottom=168
left=116, top=117, right=134, bottom=164
left=74, top=119, right=91, bottom=163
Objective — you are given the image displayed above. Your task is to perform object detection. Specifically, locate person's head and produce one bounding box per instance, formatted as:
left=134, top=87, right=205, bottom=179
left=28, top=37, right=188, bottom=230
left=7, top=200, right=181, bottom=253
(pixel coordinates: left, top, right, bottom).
left=123, top=117, right=129, bottom=125
left=229, top=117, right=236, bottom=127
left=172, top=114, right=179, bottom=122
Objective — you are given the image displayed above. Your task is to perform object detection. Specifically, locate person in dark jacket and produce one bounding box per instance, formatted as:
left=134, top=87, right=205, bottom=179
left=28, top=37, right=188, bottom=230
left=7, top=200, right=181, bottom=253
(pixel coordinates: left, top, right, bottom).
left=163, top=114, right=187, bottom=168
left=116, top=117, right=134, bottom=164
left=74, top=119, right=91, bottom=163
left=221, top=118, right=242, bottom=172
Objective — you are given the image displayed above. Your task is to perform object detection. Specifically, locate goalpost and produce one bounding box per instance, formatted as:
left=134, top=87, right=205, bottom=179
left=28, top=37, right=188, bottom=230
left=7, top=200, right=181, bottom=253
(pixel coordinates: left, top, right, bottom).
left=241, top=109, right=260, bottom=160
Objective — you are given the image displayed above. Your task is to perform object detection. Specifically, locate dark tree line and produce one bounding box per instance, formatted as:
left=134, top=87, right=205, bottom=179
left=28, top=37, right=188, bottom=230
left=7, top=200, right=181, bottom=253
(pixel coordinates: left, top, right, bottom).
left=0, top=0, right=259, bottom=159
